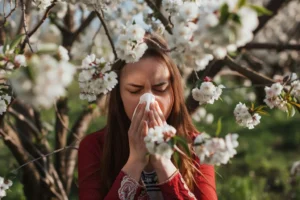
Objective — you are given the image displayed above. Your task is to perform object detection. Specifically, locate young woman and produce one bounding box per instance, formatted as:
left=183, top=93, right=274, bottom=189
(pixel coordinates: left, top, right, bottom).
left=78, top=33, right=217, bottom=200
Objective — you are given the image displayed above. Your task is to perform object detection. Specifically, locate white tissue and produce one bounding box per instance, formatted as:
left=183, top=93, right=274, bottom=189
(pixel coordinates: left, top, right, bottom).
left=132, top=93, right=155, bottom=119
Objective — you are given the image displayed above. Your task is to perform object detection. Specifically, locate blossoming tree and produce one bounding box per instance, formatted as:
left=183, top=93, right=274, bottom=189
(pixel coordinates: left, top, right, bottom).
left=0, top=0, right=300, bottom=199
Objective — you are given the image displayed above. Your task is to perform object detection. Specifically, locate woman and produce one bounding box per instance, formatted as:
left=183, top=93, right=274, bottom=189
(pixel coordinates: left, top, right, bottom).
left=78, top=33, right=217, bottom=200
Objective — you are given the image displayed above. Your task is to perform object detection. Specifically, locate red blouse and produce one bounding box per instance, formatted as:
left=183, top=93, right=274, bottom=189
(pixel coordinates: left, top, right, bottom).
left=78, top=127, right=218, bottom=200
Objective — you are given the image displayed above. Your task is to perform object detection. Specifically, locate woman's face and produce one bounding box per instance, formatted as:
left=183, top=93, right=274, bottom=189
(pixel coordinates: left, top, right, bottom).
left=120, top=57, right=174, bottom=121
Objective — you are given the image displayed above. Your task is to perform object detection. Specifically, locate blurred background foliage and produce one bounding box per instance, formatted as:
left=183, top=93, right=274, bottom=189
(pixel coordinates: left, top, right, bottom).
left=1, top=78, right=299, bottom=200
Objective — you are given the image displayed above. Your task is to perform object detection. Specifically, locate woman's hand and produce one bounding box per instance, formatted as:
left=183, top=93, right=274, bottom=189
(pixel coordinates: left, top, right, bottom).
left=128, top=102, right=150, bottom=161
left=122, top=102, right=150, bottom=181
left=148, top=101, right=177, bottom=182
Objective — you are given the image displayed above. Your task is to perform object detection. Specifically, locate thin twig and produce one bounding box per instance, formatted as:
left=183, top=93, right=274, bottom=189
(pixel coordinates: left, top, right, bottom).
left=54, top=103, right=73, bottom=134
left=20, top=0, right=34, bottom=52
left=95, top=10, right=118, bottom=59
left=145, top=0, right=173, bottom=34
left=0, top=0, right=17, bottom=28
left=7, top=107, right=41, bottom=138
left=11, top=145, right=78, bottom=174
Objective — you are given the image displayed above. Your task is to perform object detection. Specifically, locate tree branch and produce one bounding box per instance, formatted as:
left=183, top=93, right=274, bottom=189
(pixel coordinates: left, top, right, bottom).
left=95, top=10, right=118, bottom=59
left=54, top=98, right=69, bottom=188
left=27, top=0, right=58, bottom=38
left=186, top=60, right=224, bottom=114
left=224, top=56, right=275, bottom=85
left=64, top=95, right=104, bottom=194
left=242, top=42, right=300, bottom=51
left=72, top=11, right=97, bottom=44
left=144, top=0, right=173, bottom=34
left=0, top=0, right=18, bottom=28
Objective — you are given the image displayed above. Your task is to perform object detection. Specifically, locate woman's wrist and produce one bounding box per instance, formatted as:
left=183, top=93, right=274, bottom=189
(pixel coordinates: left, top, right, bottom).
left=122, top=155, right=148, bottom=181
left=151, top=156, right=177, bottom=183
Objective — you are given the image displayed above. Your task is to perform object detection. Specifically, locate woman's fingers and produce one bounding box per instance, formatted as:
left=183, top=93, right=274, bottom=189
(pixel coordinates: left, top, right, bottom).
left=150, top=102, right=164, bottom=126
left=155, top=101, right=166, bottom=123
left=149, top=110, right=157, bottom=128
left=137, top=110, right=149, bottom=136
left=129, top=102, right=146, bottom=134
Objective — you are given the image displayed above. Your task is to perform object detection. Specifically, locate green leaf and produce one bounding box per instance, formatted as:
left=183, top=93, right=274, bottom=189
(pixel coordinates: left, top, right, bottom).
left=219, top=3, right=230, bottom=24
left=286, top=103, right=295, bottom=117
left=251, top=102, right=255, bottom=110
left=230, top=13, right=241, bottom=24
left=3, top=40, right=10, bottom=54
left=174, top=136, right=191, bottom=157
left=255, top=105, right=267, bottom=111
left=256, top=110, right=269, bottom=116
left=237, top=0, right=247, bottom=8
left=173, top=151, right=181, bottom=168
left=248, top=4, right=273, bottom=16
left=215, top=117, right=223, bottom=137
left=10, top=34, right=26, bottom=52
left=24, top=66, right=35, bottom=82
left=196, top=79, right=203, bottom=88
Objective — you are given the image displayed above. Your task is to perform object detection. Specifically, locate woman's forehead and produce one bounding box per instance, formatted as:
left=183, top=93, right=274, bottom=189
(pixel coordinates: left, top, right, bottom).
left=121, top=57, right=170, bottom=81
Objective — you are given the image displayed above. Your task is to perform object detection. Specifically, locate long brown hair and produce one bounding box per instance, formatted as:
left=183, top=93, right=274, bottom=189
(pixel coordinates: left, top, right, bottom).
left=100, top=33, right=199, bottom=198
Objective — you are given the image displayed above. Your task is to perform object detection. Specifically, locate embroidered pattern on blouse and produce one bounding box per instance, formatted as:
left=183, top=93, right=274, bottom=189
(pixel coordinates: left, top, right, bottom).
left=118, top=175, right=139, bottom=200
left=179, top=173, right=197, bottom=200
left=137, top=188, right=150, bottom=200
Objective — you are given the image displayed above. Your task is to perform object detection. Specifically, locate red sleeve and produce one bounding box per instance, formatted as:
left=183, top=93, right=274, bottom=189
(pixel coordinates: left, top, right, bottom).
left=78, top=129, right=148, bottom=200
left=158, top=162, right=217, bottom=200
left=158, top=130, right=218, bottom=200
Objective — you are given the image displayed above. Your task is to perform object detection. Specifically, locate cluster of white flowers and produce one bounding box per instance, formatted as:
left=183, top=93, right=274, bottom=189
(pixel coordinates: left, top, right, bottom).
left=234, top=102, right=261, bottom=129
left=163, top=0, right=259, bottom=70
left=264, top=82, right=287, bottom=112
left=144, top=123, right=177, bottom=159
left=0, top=45, right=27, bottom=70
left=115, top=23, right=148, bottom=63
left=0, top=176, right=13, bottom=198
left=192, top=78, right=225, bottom=105
left=10, top=46, right=76, bottom=109
left=0, top=94, right=12, bottom=115
left=194, top=133, right=239, bottom=165
left=78, top=54, right=118, bottom=101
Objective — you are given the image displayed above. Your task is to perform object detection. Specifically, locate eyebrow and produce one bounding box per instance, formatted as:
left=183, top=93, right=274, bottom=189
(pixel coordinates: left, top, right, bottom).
left=127, top=81, right=168, bottom=87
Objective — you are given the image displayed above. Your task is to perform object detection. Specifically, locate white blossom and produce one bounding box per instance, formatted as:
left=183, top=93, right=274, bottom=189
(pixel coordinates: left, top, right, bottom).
left=264, top=83, right=287, bottom=112
left=234, top=102, right=261, bottom=129
left=78, top=55, right=118, bottom=101
left=291, top=80, right=300, bottom=97
left=194, top=133, right=239, bottom=165
left=156, top=142, right=174, bottom=159
left=10, top=54, right=76, bottom=109
left=115, top=23, right=147, bottom=63
left=14, top=55, right=27, bottom=67
left=192, top=81, right=225, bottom=105
left=0, top=176, right=13, bottom=198
left=144, top=123, right=176, bottom=158
left=57, top=46, right=69, bottom=61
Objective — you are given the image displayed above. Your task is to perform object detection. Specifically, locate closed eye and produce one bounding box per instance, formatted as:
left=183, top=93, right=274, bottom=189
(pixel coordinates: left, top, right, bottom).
left=129, top=88, right=167, bottom=94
